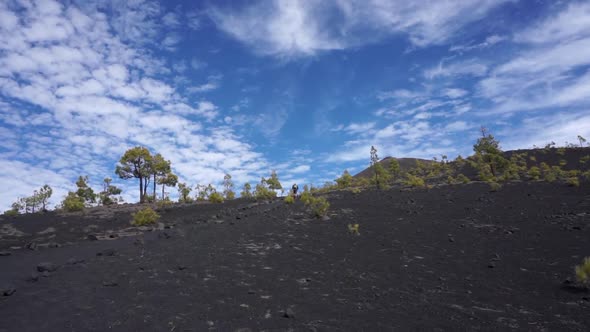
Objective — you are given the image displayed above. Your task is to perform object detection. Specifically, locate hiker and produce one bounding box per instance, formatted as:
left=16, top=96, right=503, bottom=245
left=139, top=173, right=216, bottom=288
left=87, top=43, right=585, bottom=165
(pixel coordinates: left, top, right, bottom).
left=292, top=183, right=299, bottom=197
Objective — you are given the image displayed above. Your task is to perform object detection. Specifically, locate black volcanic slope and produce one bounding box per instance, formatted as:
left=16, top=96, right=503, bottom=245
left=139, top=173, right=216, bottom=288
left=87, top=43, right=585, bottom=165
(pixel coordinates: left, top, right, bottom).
left=1, top=181, right=590, bottom=331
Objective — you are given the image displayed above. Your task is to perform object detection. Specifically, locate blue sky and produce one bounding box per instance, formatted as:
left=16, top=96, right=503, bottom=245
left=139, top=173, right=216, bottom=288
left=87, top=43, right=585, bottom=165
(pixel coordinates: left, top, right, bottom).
left=1, top=0, right=590, bottom=208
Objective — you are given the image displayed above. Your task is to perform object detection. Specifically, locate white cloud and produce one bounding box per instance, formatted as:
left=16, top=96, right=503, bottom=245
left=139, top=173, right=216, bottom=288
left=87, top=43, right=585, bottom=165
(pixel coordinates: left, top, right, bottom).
left=442, top=88, right=468, bottom=99
left=209, top=0, right=509, bottom=58
left=424, top=59, right=488, bottom=79
left=514, top=2, right=590, bottom=44
left=190, top=58, right=207, bottom=70
left=0, top=0, right=270, bottom=210
left=445, top=121, right=470, bottom=132
left=477, top=4, right=590, bottom=115
left=450, top=34, right=505, bottom=52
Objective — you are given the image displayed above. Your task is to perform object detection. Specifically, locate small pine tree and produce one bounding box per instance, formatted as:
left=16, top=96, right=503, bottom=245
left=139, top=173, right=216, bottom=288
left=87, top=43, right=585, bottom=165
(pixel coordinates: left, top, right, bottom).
left=335, top=170, right=353, bottom=189
left=177, top=183, right=193, bottom=203
left=240, top=182, right=252, bottom=198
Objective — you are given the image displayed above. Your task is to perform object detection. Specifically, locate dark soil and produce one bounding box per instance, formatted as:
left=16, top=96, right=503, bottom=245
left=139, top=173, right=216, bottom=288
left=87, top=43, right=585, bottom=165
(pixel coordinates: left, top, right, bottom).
left=1, top=181, right=590, bottom=331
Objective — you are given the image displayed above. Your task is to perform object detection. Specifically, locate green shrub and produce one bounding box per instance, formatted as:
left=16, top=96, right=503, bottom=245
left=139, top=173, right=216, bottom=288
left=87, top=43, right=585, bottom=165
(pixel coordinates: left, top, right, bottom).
left=225, top=191, right=235, bottom=200
left=308, top=197, right=330, bottom=218
left=575, top=257, right=590, bottom=285
left=351, top=187, right=361, bottom=194
left=300, top=191, right=313, bottom=205
left=456, top=174, right=470, bottom=184
left=132, top=207, right=160, bottom=226
left=404, top=174, right=425, bottom=187
left=348, top=223, right=360, bottom=235
left=567, top=177, right=580, bottom=187
left=557, top=147, right=566, bottom=155
left=284, top=195, right=295, bottom=204
left=581, top=155, right=590, bottom=165
left=559, top=159, right=567, bottom=167
left=529, top=156, right=536, bottom=161
left=61, top=192, right=85, bottom=212
left=3, top=209, right=18, bottom=216
left=528, top=166, right=541, bottom=180
left=583, top=170, right=590, bottom=180
left=488, top=181, right=502, bottom=191
left=157, top=198, right=173, bottom=209
left=209, top=192, right=224, bottom=203
left=446, top=176, right=455, bottom=184
left=254, top=184, right=276, bottom=200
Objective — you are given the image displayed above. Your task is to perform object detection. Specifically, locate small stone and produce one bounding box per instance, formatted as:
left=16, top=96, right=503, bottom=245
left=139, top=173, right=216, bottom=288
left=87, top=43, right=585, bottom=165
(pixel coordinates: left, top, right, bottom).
left=0, top=251, right=11, bottom=256
left=102, top=281, right=118, bottom=287
left=41, top=271, right=50, bottom=278
left=2, top=287, right=16, bottom=296
left=27, top=273, right=39, bottom=282
left=96, top=249, right=116, bottom=256
left=67, top=258, right=85, bottom=265
left=158, top=232, right=171, bottom=239
left=87, top=234, right=99, bottom=241
left=177, top=265, right=188, bottom=271
left=488, top=263, right=496, bottom=268
left=25, top=242, right=38, bottom=250
left=282, top=308, right=295, bottom=318
left=37, top=262, right=58, bottom=272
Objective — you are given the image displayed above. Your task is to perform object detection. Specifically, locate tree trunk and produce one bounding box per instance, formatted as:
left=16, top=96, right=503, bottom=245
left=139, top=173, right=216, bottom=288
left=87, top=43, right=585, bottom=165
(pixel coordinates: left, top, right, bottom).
left=139, top=177, right=144, bottom=203
left=153, top=174, right=157, bottom=201
left=161, top=184, right=165, bottom=200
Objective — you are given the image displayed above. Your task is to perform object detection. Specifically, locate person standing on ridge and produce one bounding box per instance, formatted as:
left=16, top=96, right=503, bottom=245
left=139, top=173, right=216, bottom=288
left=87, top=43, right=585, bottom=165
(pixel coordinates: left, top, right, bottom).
left=292, top=183, right=298, bottom=197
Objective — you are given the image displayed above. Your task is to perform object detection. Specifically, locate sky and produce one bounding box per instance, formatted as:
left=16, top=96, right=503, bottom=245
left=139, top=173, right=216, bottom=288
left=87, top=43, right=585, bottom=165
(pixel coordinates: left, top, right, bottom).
left=1, top=0, right=590, bottom=209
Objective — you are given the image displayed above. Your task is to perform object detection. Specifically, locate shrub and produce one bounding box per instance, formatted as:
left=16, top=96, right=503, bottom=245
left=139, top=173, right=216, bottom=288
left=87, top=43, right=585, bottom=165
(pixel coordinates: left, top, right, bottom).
left=529, top=155, right=536, bottom=161
left=209, top=192, right=224, bottom=203
left=559, top=159, right=567, bottom=167
left=567, top=177, right=580, bottom=187
left=300, top=191, right=313, bottom=205
left=157, top=198, right=173, bottom=209
left=528, top=166, right=541, bottom=180
left=254, top=184, right=276, bottom=200
left=351, top=187, right=361, bottom=194
left=284, top=195, right=295, bottom=204
left=61, top=192, right=85, bottom=212
left=3, top=209, right=18, bottom=216
left=225, top=191, right=235, bottom=200
left=404, top=174, right=425, bottom=187
left=581, top=155, right=590, bottom=165
left=456, top=174, right=470, bottom=184
left=488, top=181, right=502, bottom=192
left=557, top=147, right=566, bottom=155
left=132, top=207, right=160, bottom=226
left=348, top=223, right=360, bottom=235
left=575, top=257, right=590, bottom=285
left=446, top=176, right=455, bottom=184
left=309, top=197, right=330, bottom=218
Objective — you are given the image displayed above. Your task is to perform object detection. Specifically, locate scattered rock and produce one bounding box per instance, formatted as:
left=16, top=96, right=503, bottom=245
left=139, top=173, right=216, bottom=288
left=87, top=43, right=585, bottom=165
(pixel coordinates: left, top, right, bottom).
left=0, top=251, right=11, bottom=256
left=27, top=273, right=39, bottom=282
left=102, top=281, right=118, bottom=287
left=2, top=287, right=16, bottom=296
left=96, top=249, right=117, bottom=256
left=37, top=227, right=56, bottom=235
left=37, top=262, right=58, bottom=272
left=25, top=242, right=38, bottom=251
left=177, top=265, right=188, bottom=271
left=487, top=263, right=496, bottom=268
left=282, top=308, right=296, bottom=318
left=87, top=234, right=99, bottom=241
left=67, top=258, right=85, bottom=265
left=158, top=232, right=171, bottom=239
